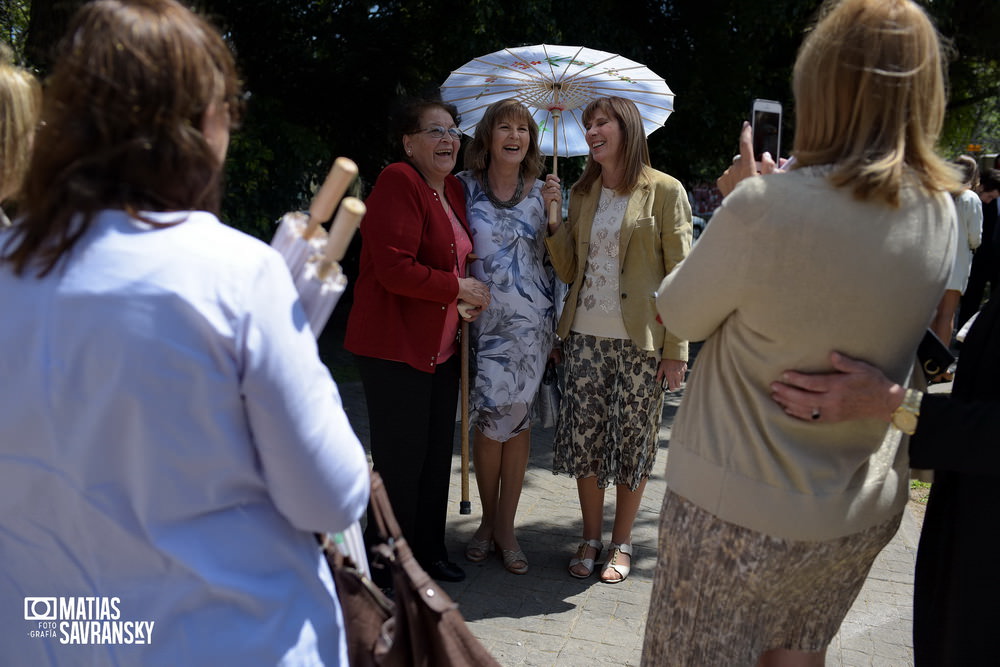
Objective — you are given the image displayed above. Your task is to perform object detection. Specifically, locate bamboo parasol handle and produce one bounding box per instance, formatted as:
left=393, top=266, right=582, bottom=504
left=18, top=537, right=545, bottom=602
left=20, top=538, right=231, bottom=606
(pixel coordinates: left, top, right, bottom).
left=304, top=157, right=359, bottom=239
left=548, top=110, right=561, bottom=227
left=316, top=197, right=365, bottom=280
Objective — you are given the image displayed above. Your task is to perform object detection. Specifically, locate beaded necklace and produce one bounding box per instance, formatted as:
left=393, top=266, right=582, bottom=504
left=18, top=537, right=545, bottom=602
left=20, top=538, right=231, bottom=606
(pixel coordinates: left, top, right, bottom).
left=482, top=170, right=524, bottom=209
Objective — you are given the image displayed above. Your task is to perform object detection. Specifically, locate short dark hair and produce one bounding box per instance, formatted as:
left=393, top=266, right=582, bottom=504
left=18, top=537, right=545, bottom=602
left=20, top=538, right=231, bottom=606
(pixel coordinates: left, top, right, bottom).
left=981, top=168, right=1000, bottom=194
left=392, top=98, right=460, bottom=159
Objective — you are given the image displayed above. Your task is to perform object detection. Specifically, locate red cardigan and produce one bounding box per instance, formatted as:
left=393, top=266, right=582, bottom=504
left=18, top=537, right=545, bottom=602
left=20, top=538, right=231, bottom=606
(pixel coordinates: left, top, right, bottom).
left=344, top=162, right=470, bottom=373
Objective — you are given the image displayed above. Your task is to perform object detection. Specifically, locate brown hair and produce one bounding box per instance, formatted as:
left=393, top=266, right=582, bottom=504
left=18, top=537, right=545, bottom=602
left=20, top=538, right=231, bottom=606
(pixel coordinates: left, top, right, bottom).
left=462, top=98, right=543, bottom=182
left=792, top=0, right=959, bottom=206
left=572, top=97, right=650, bottom=196
left=954, top=155, right=979, bottom=191
left=4, top=0, right=243, bottom=277
left=0, top=47, right=41, bottom=204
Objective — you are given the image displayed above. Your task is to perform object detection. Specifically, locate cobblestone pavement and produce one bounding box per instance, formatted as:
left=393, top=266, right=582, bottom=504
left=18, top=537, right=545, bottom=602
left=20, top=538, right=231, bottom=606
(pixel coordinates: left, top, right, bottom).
left=339, top=381, right=927, bottom=667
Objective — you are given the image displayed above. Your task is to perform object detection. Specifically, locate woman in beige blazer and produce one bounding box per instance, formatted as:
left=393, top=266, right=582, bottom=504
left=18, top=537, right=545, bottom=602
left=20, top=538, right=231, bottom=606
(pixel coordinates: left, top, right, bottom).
left=543, top=96, right=691, bottom=583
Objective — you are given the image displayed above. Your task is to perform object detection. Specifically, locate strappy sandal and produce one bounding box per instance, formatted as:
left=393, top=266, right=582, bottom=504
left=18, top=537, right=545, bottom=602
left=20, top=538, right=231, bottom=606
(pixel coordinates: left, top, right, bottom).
left=568, top=539, right=602, bottom=579
left=499, top=547, right=529, bottom=575
left=600, top=543, right=633, bottom=584
left=465, top=536, right=492, bottom=563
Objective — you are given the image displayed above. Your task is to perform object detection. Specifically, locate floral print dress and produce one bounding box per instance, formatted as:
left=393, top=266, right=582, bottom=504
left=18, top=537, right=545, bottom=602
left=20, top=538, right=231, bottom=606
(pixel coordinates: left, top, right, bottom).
left=458, top=172, right=556, bottom=442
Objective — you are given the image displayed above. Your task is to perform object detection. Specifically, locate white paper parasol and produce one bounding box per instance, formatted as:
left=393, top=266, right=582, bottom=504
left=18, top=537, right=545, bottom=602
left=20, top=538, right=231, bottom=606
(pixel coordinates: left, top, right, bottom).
left=293, top=197, right=366, bottom=337
left=441, top=44, right=674, bottom=223
left=440, top=44, right=674, bottom=157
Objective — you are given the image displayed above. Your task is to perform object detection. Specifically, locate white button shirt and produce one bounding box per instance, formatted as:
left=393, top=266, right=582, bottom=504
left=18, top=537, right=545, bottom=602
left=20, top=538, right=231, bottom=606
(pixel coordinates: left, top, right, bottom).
left=0, top=210, right=369, bottom=665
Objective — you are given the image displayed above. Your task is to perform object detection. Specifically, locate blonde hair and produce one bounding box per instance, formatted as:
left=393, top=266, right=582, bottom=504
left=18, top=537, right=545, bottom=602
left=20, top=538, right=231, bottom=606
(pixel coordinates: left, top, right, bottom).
left=0, top=48, right=41, bottom=203
left=573, top=97, right=650, bottom=196
left=792, top=0, right=960, bottom=206
left=462, top=98, right=543, bottom=182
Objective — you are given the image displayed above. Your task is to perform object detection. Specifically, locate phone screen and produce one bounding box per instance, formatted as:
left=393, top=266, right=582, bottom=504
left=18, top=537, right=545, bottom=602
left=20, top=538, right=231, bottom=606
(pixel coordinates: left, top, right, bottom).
left=752, top=107, right=781, bottom=161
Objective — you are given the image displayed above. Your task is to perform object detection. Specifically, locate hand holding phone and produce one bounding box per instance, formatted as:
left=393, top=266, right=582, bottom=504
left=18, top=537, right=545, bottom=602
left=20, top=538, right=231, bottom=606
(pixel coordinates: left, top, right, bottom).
left=751, top=99, right=782, bottom=162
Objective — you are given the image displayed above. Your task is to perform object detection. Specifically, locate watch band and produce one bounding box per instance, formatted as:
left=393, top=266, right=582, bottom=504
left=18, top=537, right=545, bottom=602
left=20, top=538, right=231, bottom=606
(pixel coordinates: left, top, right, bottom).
left=891, top=388, right=923, bottom=436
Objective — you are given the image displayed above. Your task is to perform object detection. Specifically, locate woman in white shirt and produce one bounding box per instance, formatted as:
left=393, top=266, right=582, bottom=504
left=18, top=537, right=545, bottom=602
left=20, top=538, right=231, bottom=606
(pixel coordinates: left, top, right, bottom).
left=0, top=2, right=369, bottom=665
left=930, top=154, right=983, bottom=349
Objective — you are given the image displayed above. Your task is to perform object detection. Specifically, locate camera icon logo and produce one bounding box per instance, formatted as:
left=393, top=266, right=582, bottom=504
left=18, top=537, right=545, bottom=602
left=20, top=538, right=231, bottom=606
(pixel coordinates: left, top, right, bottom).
left=24, top=597, right=57, bottom=621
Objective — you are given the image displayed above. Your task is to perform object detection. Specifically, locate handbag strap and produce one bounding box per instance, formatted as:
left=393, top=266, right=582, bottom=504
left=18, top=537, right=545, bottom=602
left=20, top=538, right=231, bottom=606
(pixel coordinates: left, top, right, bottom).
left=370, top=472, right=403, bottom=542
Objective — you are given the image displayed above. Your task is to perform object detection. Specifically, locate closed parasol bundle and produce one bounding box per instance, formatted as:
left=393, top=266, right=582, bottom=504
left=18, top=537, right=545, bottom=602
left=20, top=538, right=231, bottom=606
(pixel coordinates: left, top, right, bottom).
left=271, top=157, right=359, bottom=280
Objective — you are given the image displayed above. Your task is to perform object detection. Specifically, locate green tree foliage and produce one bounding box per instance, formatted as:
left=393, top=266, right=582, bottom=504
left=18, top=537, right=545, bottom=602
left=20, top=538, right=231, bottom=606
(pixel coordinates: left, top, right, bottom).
left=15, top=0, right=1000, bottom=237
left=0, top=0, right=31, bottom=63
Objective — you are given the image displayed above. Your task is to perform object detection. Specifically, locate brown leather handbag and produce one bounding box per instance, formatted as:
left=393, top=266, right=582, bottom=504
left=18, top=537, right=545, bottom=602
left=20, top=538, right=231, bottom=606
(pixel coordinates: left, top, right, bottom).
left=322, top=472, right=500, bottom=667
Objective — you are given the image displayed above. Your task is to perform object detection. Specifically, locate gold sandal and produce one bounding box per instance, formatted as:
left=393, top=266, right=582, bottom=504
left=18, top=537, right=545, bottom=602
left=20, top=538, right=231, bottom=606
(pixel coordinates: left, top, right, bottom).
left=500, top=547, right=529, bottom=575
left=465, top=537, right=492, bottom=563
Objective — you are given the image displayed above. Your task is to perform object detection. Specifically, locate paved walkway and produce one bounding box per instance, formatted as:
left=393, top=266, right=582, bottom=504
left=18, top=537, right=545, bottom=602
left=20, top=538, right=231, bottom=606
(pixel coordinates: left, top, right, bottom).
left=338, top=380, right=926, bottom=667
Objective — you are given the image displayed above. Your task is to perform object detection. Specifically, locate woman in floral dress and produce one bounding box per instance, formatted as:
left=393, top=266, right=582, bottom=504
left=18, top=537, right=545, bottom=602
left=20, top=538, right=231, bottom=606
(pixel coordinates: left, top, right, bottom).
left=457, top=99, right=559, bottom=574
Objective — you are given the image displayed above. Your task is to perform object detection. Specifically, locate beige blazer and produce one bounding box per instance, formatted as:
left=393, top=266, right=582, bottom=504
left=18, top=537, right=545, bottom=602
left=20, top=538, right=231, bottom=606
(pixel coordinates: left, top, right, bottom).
left=545, top=165, right=692, bottom=360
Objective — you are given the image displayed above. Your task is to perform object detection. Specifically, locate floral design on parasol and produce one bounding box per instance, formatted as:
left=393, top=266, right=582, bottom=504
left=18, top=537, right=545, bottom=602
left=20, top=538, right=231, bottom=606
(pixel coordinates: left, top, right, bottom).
left=440, top=44, right=674, bottom=158
left=441, top=44, right=674, bottom=224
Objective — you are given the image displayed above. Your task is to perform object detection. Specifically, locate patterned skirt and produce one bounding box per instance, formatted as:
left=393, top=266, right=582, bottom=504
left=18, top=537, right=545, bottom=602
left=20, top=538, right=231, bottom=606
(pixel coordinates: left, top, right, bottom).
left=641, top=491, right=902, bottom=666
left=552, top=333, right=665, bottom=490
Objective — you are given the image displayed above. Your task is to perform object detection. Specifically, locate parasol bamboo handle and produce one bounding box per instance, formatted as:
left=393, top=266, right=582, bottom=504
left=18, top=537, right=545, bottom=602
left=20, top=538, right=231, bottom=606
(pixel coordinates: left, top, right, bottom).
left=460, top=320, right=471, bottom=514
left=548, top=110, right=561, bottom=227
left=305, top=157, right=359, bottom=239
left=315, top=197, right=365, bottom=281
left=323, top=197, right=365, bottom=263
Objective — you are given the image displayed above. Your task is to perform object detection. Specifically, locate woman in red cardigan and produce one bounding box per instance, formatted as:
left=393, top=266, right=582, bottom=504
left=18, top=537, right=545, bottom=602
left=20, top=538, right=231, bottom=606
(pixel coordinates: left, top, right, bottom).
left=345, top=99, right=490, bottom=585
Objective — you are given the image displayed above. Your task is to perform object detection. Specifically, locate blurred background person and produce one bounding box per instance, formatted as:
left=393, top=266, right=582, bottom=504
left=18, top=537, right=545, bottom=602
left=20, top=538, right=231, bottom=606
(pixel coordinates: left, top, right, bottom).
left=0, top=1, right=369, bottom=664
left=929, top=155, right=982, bottom=351
left=956, top=167, right=1000, bottom=330
left=344, top=98, right=490, bottom=586
left=456, top=98, right=558, bottom=575
left=645, top=1, right=960, bottom=665
left=0, top=46, right=40, bottom=226
left=545, top=95, right=691, bottom=585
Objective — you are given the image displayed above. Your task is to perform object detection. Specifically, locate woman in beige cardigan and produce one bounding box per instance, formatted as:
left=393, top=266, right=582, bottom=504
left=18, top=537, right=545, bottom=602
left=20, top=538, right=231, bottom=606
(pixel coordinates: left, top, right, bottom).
left=643, top=1, right=960, bottom=665
left=544, top=96, right=691, bottom=583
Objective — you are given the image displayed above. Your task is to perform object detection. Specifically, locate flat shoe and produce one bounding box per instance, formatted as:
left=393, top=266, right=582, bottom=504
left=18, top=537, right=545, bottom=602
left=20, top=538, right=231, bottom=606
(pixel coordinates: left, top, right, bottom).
left=465, top=537, right=492, bottom=563
left=425, top=559, right=465, bottom=582
left=600, top=543, right=632, bottom=584
left=499, top=547, right=528, bottom=575
left=568, top=539, right=602, bottom=579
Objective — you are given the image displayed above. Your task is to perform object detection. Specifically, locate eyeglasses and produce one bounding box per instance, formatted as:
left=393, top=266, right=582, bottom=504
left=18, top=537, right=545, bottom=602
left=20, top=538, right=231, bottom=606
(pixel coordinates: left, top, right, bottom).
left=416, top=125, right=462, bottom=141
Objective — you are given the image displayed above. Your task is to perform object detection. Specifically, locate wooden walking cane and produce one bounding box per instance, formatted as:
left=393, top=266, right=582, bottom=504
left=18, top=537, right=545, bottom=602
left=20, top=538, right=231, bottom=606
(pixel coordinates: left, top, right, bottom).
left=458, top=250, right=480, bottom=515
left=460, top=320, right=471, bottom=514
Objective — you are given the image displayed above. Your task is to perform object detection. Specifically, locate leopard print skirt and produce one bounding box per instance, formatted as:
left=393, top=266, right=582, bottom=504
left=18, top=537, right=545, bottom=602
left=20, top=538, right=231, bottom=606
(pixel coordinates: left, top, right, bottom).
left=641, top=490, right=902, bottom=666
left=552, top=333, right=665, bottom=490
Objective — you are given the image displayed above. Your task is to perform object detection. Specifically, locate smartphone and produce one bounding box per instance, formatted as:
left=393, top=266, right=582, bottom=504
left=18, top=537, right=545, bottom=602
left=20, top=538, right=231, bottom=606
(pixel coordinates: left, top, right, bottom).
left=751, top=99, right=782, bottom=162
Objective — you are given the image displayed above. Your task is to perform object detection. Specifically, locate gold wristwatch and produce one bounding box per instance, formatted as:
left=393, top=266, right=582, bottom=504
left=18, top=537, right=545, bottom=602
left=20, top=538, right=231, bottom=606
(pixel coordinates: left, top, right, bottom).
left=890, top=388, right=923, bottom=435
